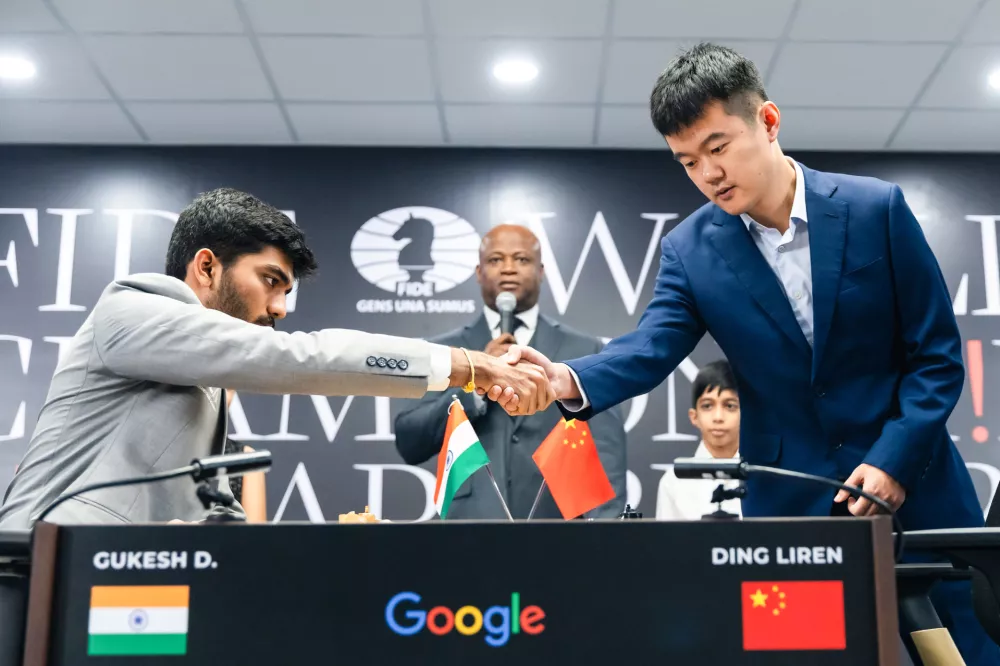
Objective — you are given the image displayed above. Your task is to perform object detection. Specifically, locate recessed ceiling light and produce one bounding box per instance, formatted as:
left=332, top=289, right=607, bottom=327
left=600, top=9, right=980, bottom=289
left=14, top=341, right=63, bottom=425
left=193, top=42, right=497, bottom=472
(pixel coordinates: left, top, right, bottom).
left=493, top=59, right=538, bottom=84
left=989, top=67, right=1000, bottom=92
left=0, top=56, right=36, bottom=81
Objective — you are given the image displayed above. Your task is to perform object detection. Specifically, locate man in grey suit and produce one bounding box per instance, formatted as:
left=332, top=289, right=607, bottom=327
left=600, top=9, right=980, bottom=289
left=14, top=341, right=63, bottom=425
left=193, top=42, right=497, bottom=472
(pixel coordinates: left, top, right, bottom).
left=394, top=225, right=627, bottom=520
left=0, top=189, right=552, bottom=529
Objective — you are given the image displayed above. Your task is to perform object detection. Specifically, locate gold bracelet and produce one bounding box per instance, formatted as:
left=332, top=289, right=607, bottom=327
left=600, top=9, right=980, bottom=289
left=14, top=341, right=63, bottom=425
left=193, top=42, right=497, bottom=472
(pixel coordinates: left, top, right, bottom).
left=460, top=347, right=476, bottom=393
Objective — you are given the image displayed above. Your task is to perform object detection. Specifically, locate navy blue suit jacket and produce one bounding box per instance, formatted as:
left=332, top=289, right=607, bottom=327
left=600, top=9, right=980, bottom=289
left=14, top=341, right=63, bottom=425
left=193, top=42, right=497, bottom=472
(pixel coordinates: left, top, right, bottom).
left=564, top=163, right=983, bottom=530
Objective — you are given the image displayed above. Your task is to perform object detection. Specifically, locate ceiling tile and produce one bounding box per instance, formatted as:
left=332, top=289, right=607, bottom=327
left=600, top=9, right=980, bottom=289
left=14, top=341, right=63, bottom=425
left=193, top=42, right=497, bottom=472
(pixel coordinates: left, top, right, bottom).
left=51, top=0, right=242, bottom=33
left=0, top=36, right=109, bottom=99
left=965, top=1, right=1000, bottom=43
left=245, top=0, right=424, bottom=36
left=0, top=101, right=139, bottom=142
left=597, top=105, right=666, bottom=148
left=891, top=110, right=1000, bottom=151
left=85, top=36, right=272, bottom=100
left=791, top=0, right=980, bottom=42
left=778, top=108, right=904, bottom=150
left=603, top=40, right=776, bottom=104
left=446, top=104, right=594, bottom=146
left=918, top=46, right=1000, bottom=109
left=128, top=102, right=290, bottom=143
left=768, top=43, right=947, bottom=107
left=429, top=0, right=608, bottom=37
left=261, top=37, right=433, bottom=101
left=0, top=0, right=62, bottom=31
left=437, top=39, right=602, bottom=103
left=613, top=0, right=796, bottom=39
left=288, top=103, right=442, bottom=144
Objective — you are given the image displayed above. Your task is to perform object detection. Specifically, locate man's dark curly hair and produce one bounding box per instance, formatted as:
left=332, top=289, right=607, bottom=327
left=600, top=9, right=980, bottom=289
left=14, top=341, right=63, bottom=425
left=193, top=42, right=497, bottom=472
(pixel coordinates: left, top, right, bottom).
left=165, top=188, right=317, bottom=281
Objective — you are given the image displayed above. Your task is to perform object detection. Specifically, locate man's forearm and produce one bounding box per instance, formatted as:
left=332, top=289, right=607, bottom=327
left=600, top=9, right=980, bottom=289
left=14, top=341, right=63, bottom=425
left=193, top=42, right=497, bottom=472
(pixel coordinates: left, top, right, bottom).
left=446, top=347, right=496, bottom=389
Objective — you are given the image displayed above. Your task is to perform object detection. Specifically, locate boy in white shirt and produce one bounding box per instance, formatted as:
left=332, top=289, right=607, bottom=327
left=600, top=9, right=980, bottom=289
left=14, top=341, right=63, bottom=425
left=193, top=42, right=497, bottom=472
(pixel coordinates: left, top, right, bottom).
left=656, top=360, right=742, bottom=520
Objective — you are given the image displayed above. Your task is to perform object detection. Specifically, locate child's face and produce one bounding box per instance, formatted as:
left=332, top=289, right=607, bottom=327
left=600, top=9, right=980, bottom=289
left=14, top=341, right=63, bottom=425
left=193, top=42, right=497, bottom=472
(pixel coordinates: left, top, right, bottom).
left=688, top=387, right=740, bottom=454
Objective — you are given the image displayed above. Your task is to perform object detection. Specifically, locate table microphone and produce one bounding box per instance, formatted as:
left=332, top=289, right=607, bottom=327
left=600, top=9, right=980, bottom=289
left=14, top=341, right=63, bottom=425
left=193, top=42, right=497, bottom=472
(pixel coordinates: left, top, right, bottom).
left=673, top=456, right=906, bottom=562
left=191, top=450, right=272, bottom=481
left=496, top=291, right=517, bottom=336
left=35, top=450, right=273, bottom=524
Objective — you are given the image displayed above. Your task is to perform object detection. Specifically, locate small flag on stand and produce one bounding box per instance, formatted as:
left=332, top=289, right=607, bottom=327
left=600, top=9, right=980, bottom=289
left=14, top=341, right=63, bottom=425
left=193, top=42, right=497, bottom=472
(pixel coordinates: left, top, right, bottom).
left=741, top=580, right=846, bottom=651
left=433, top=399, right=490, bottom=519
left=531, top=418, right=615, bottom=519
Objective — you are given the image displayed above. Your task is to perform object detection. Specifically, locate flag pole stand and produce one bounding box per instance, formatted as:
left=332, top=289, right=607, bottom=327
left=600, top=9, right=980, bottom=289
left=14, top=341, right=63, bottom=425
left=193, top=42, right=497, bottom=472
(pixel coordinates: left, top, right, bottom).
left=485, top=464, right=515, bottom=522
left=526, top=480, right=547, bottom=521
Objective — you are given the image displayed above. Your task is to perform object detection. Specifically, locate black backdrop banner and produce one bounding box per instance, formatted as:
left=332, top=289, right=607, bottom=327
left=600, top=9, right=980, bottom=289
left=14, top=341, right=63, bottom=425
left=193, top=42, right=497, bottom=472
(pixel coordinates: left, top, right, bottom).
left=1, top=146, right=999, bottom=522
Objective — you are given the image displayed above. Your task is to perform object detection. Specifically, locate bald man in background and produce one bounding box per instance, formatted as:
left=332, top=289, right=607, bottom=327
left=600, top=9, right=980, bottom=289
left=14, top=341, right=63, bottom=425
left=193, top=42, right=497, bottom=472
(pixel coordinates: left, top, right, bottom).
left=395, top=225, right=627, bottom=519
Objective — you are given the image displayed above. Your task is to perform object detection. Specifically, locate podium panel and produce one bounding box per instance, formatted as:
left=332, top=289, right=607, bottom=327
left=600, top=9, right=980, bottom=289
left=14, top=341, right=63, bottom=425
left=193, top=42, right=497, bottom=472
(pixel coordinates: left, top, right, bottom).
left=24, top=517, right=897, bottom=665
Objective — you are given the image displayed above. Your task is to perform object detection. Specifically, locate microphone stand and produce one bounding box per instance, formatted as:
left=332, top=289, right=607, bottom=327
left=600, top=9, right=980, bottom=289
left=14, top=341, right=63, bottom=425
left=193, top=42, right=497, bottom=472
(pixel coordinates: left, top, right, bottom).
left=701, top=482, right=746, bottom=521
left=673, top=457, right=906, bottom=562
left=36, top=466, right=197, bottom=524
left=746, top=464, right=906, bottom=563
left=35, top=451, right=272, bottom=524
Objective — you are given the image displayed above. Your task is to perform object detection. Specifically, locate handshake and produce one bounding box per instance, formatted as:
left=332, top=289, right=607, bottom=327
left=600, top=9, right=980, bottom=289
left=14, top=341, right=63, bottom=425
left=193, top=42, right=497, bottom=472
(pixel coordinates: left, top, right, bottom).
left=449, top=345, right=579, bottom=416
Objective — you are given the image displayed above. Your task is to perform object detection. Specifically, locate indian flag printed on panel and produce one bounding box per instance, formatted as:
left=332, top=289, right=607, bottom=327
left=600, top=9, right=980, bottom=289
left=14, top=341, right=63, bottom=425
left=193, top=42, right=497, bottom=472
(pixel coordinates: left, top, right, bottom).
left=433, top=398, right=490, bottom=518
left=88, top=585, right=189, bottom=656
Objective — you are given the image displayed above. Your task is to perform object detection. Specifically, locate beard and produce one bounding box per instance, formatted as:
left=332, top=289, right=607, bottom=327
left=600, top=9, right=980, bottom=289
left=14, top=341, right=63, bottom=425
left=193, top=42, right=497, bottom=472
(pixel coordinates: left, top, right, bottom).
left=208, top=271, right=275, bottom=328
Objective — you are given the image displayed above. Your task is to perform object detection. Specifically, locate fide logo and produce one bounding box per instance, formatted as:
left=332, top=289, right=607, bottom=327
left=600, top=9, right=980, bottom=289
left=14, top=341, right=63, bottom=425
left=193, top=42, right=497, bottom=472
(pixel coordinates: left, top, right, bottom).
left=351, top=206, right=481, bottom=297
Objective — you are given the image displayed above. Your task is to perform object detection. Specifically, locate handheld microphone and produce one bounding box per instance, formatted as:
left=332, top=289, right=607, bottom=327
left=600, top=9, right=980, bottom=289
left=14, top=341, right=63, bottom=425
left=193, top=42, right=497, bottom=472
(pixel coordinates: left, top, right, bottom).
left=672, top=456, right=906, bottom=562
left=35, top=450, right=273, bottom=524
left=496, top=291, right=517, bottom=336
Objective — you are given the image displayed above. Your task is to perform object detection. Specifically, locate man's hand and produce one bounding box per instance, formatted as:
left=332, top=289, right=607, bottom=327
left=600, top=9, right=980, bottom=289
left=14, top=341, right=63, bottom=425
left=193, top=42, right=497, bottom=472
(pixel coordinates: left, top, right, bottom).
left=477, top=356, right=555, bottom=416
left=497, top=345, right=580, bottom=401
left=833, top=463, right=907, bottom=516
left=484, top=333, right=517, bottom=358
left=449, top=348, right=554, bottom=416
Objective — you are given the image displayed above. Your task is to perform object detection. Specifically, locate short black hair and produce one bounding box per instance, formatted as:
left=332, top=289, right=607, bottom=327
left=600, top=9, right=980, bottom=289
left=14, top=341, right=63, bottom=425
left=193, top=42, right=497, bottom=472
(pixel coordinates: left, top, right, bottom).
left=650, top=42, right=768, bottom=137
left=692, top=359, right=738, bottom=408
left=165, top=188, right=317, bottom=281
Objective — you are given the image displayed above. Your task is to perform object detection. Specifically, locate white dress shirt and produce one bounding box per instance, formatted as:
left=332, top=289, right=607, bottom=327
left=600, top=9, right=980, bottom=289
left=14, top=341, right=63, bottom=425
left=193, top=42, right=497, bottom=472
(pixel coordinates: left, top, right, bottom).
left=565, top=158, right=812, bottom=409
left=427, top=345, right=453, bottom=391
left=655, top=442, right=742, bottom=520
left=483, top=303, right=540, bottom=347
left=740, top=158, right=813, bottom=346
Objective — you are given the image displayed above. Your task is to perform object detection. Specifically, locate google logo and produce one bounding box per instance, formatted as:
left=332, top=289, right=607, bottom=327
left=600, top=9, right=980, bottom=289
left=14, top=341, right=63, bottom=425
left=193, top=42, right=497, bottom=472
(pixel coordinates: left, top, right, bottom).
left=385, top=591, right=545, bottom=648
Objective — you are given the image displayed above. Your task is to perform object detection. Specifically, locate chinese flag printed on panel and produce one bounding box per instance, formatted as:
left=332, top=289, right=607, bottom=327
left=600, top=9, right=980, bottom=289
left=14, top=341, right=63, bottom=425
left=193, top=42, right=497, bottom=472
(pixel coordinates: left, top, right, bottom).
left=741, top=581, right=846, bottom=651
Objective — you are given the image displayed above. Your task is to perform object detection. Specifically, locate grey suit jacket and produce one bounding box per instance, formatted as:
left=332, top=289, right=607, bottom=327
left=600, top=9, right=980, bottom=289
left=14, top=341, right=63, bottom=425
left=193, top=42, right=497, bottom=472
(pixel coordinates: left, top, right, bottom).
left=394, top=314, right=628, bottom=520
left=0, top=273, right=439, bottom=529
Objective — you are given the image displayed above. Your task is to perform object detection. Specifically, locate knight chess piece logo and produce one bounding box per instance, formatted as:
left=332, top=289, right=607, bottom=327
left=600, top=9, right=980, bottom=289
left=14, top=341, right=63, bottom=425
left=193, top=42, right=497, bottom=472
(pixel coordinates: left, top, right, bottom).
left=351, top=206, right=480, bottom=297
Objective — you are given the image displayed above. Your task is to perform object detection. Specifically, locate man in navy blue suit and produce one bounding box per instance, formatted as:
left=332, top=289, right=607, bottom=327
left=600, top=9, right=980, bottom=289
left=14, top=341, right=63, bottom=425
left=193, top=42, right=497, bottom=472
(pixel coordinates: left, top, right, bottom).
left=498, top=43, right=997, bottom=664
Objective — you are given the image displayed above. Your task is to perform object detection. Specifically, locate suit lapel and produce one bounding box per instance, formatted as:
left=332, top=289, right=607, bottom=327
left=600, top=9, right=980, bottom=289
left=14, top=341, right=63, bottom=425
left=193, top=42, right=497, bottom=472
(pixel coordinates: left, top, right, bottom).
left=804, top=169, right=848, bottom=380
left=461, top=313, right=493, bottom=351
left=707, top=208, right=812, bottom=359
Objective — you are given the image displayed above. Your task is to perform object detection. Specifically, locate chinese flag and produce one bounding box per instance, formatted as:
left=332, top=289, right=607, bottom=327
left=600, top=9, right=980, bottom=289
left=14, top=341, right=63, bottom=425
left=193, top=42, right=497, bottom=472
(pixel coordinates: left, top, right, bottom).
left=741, top=581, right=846, bottom=651
left=531, top=418, right=616, bottom=519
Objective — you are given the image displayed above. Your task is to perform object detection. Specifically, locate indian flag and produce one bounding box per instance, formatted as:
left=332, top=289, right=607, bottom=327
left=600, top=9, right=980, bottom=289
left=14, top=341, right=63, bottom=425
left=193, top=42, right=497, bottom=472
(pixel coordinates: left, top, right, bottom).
left=88, top=585, right=189, bottom=656
left=433, top=399, right=490, bottom=518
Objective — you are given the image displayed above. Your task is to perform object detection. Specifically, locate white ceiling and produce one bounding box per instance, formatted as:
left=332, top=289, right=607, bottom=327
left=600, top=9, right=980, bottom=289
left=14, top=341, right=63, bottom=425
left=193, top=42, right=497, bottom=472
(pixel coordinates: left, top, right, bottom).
left=0, top=0, right=998, bottom=150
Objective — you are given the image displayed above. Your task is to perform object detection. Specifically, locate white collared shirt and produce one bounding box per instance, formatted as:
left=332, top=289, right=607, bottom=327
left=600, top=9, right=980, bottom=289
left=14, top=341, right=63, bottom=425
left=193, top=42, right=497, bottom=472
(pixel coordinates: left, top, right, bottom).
left=655, top=442, right=743, bottom=521
left=483, top=303, right=539, bottom=347
left=740, top=158, right=813, bottom=346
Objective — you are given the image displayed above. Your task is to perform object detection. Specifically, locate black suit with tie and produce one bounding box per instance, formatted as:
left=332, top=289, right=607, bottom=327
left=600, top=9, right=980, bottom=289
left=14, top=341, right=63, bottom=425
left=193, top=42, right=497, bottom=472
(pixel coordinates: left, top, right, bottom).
left=394, top=313, right=627, bottom=519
